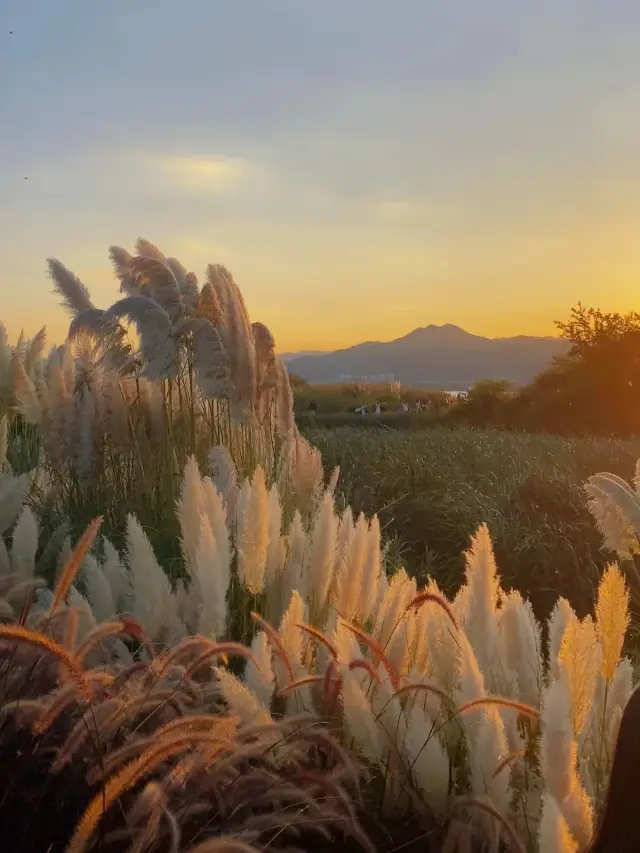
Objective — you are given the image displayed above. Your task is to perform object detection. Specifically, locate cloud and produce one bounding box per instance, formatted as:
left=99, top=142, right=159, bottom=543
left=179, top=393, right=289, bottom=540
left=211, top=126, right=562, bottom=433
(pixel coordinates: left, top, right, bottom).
left=152, top=155, right=252, bottom=192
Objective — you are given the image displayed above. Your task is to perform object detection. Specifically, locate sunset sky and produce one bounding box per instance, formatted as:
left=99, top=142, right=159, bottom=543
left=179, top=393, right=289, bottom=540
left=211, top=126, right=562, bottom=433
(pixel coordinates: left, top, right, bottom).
left=2, top=1, right=640, bottom=352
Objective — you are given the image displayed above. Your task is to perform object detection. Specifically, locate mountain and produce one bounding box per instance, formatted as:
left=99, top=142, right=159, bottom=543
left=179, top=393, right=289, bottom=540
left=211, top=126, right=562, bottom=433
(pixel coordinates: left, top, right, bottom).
left=279, top=350, right=327, bottom=362
left=283, top=324, right=569, bottom=388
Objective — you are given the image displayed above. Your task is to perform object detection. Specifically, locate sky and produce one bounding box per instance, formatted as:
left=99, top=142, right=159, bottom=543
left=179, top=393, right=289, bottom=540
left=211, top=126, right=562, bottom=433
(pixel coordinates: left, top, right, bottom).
left=2, top=1, right=640, bottom=352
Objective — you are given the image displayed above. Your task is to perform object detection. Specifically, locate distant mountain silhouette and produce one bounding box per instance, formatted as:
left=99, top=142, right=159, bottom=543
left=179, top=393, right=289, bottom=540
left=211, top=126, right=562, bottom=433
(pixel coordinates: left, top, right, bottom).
left=283, top=324, right=569, bottom=388
left=280, top=350, right=328, bottom=362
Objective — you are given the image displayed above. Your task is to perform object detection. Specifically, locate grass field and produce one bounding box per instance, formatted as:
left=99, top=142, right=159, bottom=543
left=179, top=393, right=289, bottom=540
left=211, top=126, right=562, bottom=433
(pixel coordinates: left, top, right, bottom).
left=305, top=425, right=640, bottom=620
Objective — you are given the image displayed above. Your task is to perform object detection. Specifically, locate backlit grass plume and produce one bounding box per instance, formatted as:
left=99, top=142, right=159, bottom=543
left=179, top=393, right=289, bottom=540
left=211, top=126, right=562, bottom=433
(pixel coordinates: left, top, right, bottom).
left=0, top=521, right=370, bottom=853
left=8, top=239, right=325, bottom=575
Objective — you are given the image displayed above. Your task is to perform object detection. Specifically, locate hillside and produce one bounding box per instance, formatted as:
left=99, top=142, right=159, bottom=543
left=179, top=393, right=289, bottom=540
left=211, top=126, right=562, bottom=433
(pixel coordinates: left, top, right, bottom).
left=284, top=324, right=569, bottom=387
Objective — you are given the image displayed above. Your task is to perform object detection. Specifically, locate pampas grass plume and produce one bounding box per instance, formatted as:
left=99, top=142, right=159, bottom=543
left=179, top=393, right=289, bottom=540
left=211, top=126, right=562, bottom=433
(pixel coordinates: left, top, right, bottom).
left=236, top=466, right=269, bottom=595
left=538, top=794, right=578, bottom=853
left=595, top=563, right=629, bottom=681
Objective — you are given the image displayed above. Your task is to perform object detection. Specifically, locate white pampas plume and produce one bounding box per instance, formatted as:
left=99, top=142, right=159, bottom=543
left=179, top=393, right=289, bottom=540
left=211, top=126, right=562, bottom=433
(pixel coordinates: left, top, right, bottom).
left=105, top=296, right=179, bottom=380
left=548, top=597, right=576, bottom=682
left=385, top=614, right=415, bottom=681
left=24, top=326, right=47, bottom=375
left=215, top=666, right=272, bottom=726
left=11, top=505, right=39, bottom=579
left=208, top=445, right=237, bottom=521
left=373, top=568, right=416, bottom=650
left=462, top=523, right=500, bottom=685
left=177, top=317, right=229, bottom=398
left=12, top=353, right=41, bottom=424
left=422, top=578, right=459, bottom=694
left=265, top=482, right=286, bottom=586
left=585, top=481, right=639, bottom=560
left=595, top=563, right=629, bottom=682
left=340, top=664, right=382, bottom=764
left=244, top=630, right=275, bottom=708
left=193, top=515, right=229, bottom=639
left=47, top=258, right=94, bottom=317
left=125, top=514, right=184, bottom=644
left=65, top=586, right=99, bottom=646
left=586, top=472, right=640, bottom=550
left=198, top=282, right=223, bottom=325
left=456, top=632, right=486, bottom=746
left=207, top=264, right=256, bottom=419
left=402, top=702, right=451, bottom=811
left=278, top=590, right=306, bottom=667
left=236, top=466, right=269, bottom=594
left=608, top=657, right=633, bottom=721
left=135, top=237, right=167, bottom=262
left=277, top=590, right=313, bottom=714
left=331, top=618, right=363, bottom=665
left=561, top=776, right=594, bottom=850
left=252, top=322, right=278, bottom=421
left=540, top=675, right=574, bottom=804
left=102, top=538, right=131, bottom=610
left=307, top=490, right=338, bottom=614
left=74, top=386, right=96, bottom=482
left=499, top=590, right=543, bottom=706
left=275, top=356, right=295, bottom=438
left=538, top=794, right=578, bottom=853
left=559, top=616, right=600, bottom=737
left=176, top=455, right=204, bottom=574
left=468, top=706, right=510, bottom=817
left=335, top=511, right=368, bottom=622
left=108, top=245, right=137, bottom=295
left=370, top=663, right=407, bottom=770
left=201, top=477, right=232, bottom=580
left=82, top=554, right=116, bottom=622
left=165, top=256, right=188, bottom=288
left=281, top=510, right=308, bottom=606
left=360, top=514, right=382, bottom=625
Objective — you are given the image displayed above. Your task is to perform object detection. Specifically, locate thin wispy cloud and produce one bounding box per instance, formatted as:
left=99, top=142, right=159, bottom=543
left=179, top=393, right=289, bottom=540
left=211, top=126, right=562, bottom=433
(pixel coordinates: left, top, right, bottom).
left=153, top=154, right=252, bottom=192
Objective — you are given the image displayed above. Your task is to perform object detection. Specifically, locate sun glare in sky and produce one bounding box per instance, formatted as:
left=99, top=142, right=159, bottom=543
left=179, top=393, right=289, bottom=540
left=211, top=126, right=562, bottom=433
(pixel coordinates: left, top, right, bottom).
left=2, top=1, right=640, bottom=351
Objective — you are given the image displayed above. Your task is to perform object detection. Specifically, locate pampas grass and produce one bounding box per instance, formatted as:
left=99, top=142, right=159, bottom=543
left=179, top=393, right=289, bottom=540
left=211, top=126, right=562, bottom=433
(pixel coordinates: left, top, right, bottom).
left=8, top=239, right=321, bottom=583
left=0, top=542, right=368, bottom=853
left=1, top=444, right=635, bottom=851
left=4, top=236, right=640, bottom=851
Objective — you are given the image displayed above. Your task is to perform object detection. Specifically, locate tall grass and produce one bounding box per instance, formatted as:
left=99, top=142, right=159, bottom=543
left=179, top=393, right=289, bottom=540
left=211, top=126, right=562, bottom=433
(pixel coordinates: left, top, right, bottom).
left=1, top=445, right=637, bottom=853
left=306, top=426, right=640, bottom=619
left=3, top=239, right=324, bottom=565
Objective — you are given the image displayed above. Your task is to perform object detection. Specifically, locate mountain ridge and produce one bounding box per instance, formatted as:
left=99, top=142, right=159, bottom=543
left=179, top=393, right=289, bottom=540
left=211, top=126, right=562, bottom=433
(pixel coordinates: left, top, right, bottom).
left=282, top=324, right=569, bottom=388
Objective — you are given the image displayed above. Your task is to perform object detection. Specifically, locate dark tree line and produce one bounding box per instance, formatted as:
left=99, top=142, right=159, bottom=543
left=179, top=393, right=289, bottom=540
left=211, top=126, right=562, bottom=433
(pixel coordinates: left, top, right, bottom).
left=456, top=304, right=640, bottom=436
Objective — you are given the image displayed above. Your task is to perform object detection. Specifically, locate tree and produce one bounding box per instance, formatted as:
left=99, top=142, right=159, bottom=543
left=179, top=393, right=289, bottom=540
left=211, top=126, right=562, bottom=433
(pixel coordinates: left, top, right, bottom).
left=518, top=304, right=640, bottom=435
left=555, top=303, right=640, bottom=354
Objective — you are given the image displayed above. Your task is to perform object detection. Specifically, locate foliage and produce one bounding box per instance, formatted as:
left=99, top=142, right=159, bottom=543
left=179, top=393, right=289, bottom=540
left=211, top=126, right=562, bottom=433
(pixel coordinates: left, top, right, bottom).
left=451, top=304, right=640, bottom=436
left=305, top=426, right=640, bottom=619
left=556, top=303, right=640, bottom=354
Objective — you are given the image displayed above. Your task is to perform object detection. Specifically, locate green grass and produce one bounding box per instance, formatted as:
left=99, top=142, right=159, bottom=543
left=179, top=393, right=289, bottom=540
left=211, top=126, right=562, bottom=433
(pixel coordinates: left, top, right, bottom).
left=305, top=425, right=640, bottom=620
left=293, top=381, right=452, bottom=415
